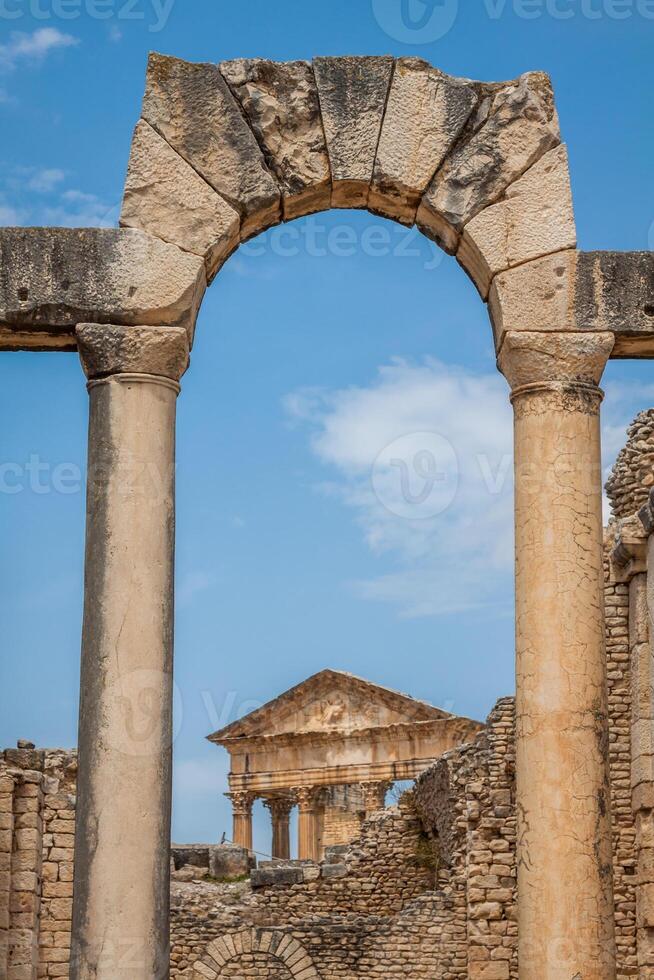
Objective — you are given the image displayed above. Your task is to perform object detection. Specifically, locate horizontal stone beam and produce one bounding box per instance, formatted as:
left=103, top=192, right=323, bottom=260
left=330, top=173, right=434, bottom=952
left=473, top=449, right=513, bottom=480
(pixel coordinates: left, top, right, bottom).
left=0, top=227, right=206, bottom=351
left=490, top=249, right=654, bottom=356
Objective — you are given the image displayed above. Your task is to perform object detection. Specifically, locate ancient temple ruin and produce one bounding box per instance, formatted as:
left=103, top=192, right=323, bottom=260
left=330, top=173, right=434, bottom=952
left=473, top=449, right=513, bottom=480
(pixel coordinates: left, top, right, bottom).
left=1, top=50, right=654, bottom=980
left=210, top=669, right=483, bottom=860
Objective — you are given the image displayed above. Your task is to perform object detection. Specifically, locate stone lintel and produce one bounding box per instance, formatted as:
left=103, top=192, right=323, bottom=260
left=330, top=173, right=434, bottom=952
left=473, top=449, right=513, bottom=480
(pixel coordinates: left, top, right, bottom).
left=490, top=249, right=654, bottom=356
left=0, top=228, right=206, bottom=351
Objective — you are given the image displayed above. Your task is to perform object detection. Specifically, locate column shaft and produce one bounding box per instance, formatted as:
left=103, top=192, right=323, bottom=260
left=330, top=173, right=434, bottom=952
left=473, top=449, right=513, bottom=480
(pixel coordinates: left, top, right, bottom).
left=500, top=332, right=616, bottom=979
left=230, top=794, right=254, bottom=851
left=296, top=788, right=318, bottom=861
left=71, top=324, right=188, bottom=980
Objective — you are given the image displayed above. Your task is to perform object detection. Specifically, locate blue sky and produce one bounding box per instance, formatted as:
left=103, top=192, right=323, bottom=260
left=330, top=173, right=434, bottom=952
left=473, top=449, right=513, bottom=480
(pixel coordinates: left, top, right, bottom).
left=0, top=0, right=653, bottom=854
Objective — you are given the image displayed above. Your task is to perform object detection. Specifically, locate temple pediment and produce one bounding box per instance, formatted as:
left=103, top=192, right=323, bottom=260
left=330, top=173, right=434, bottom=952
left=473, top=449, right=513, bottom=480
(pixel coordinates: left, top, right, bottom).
left=208, top=669, right=452, bottom=742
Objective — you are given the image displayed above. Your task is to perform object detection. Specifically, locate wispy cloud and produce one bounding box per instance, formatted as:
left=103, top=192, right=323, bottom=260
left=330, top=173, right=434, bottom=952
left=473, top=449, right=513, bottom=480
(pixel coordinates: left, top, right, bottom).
left=27, top=168, right=65, bottom=193
left=0, top=28, right=79, bottom=72
left=177, top=570, right=216, bottom=608
left=285, top=360, right=654, bottom=619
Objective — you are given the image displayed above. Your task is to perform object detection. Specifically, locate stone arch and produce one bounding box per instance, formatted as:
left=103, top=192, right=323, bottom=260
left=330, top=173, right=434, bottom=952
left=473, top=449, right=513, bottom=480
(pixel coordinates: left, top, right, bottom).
left=120, top=53, right=575, bottom=306
left=192, top=928, right=320, bottom=979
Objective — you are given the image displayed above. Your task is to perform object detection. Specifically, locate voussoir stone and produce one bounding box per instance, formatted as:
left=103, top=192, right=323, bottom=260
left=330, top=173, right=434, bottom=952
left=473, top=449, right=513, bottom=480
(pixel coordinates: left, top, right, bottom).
left=220, top=58, right=331, bottom=221
left=76, top=323, right=190, bottom=382
left=490, top=249, right=654, bottom=355
left=142, top=52, right=281, bottom=239
left=417, top=71, right=560, bottom=253
left=369, top=58, right=478, bottom=225
left=0, top=228, right=206, bottom=350
left=458, top=143, right=576, bottom=299
left=313, top=55, right=394, bottom=208
left=121, top=120, right=240, bottom=281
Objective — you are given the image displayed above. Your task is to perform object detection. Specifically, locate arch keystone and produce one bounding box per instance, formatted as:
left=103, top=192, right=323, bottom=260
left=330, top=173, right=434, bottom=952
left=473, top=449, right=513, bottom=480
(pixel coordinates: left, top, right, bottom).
left=314, top=55, right=394, bottom=208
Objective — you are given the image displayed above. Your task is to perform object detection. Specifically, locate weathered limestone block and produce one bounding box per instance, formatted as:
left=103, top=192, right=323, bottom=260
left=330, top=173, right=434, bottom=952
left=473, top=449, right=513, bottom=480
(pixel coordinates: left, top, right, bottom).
left=490, top=249, right=654, bottom=355
left=76, top=323, right=189, bottom=381
left=458, top=144, right=576, bottom=298
left=121, top=121, right=240, bottom=281
left=313, top=55, right=394, bottom=208
left=0, top=228, right=206, bottom=350
left=369, top=58, right=478, bottom=224
left=220, top=59, right=331, bottom=221
left=142, top=53, right=281, bottom=238
left=417, top=72, right=560, bottom=252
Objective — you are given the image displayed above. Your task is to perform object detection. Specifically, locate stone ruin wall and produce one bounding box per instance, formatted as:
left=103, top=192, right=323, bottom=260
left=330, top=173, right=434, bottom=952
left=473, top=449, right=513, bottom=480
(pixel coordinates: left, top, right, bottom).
left=0, top=541, right=645, bottom=979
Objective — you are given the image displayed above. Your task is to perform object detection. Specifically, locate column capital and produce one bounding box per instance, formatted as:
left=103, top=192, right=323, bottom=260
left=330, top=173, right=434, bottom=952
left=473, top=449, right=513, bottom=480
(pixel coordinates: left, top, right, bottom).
left=498, top=331, right=614, bottom=400
left=293, top=786, right=319, bottom=811
left=263, top=796, right=295, bottom=818
left=76, top=323, right=190, bottom=386
left=226, top=791, right=255, bottom=816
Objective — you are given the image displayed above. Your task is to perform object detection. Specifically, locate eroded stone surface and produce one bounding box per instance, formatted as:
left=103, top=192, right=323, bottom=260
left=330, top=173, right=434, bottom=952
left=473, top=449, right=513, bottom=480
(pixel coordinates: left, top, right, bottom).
left=417, top=72, right=560, bottom=253
left=121, top=121, right=240, bottom=280
left=369, top=58, right=478, bottom=224
left=76, top=322, right=190, bottom=381
left=142, top=52, right=281, bottom=238
left=0, top=228, right=206, bottom=349
left=498, top=329, right=614, bottom=388
left=314, top=55, right=394, bottom=208
left=458, top=143, right=576, bottom=298
left=220, top=59, right=331, bottom=221
left=490, top=249, right=654, bottom=354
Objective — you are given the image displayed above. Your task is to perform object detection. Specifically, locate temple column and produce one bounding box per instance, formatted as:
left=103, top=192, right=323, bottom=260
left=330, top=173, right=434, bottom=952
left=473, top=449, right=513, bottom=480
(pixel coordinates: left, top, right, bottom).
left=228, top=792, right=255, bottom=851
left=264, top=797, right=294, bottom=859
left=498, top=331, right=616, bottom=980
left=295, top=787, right=319, bottom=861
left=360, top=780, right=391, bottom=818
left=71, top=323, right=189, bottom=980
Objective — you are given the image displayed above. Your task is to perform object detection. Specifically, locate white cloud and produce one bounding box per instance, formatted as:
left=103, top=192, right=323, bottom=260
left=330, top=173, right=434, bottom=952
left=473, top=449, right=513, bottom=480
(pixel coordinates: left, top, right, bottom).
left=285, top=360, right=654, bottom=618
left=285, top=359, right=515, bottom=618
left=0, top=29, right=79, bottom=72
left=27, top=168, right=65, bottom=193
left=177, top=570, right=215, bottom=608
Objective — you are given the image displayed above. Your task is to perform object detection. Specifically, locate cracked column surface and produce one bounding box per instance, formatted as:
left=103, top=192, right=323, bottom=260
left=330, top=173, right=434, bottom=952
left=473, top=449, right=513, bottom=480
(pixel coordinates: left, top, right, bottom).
left=71, top=323, right=189, bottom=980
left=499, top=331, right=617, bottom=980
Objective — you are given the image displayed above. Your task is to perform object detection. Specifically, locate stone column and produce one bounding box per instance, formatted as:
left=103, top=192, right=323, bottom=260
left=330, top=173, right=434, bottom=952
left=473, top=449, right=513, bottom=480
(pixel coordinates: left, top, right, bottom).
left=360, top=780, right=391, bottom=818
left=498, top=331, right=616, bottom=980
left=295, top=787, right=319, bottom=861
left=264, top=798, right=294, bottom=859
left=228, top=792, right=255, bottom=852
left=71, top=323, right=189, bottom=980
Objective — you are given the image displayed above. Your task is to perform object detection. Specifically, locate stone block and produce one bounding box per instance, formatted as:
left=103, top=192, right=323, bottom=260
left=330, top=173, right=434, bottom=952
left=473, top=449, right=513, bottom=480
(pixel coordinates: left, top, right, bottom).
left=489, top=249, right=654, bottom=355
left=321, top=862, right=348, bottom=879
left=458, top=144, right=576, bottom=298
left=370, top=58, right=478, bottom=223
left=142, top=53, right=281, bottom=238
left=418, top=72, right=559, bottom=252
left=250, top=866, right=304, bottom=888
left=314, top=55, right=394, bottom=208
left=0, top=228, right=206, bottom=350
left=221, top=58, right=331, bottom=221
left=208, top=843, right=253, bottom=881
left=121, top=120, right=240, bottom=281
